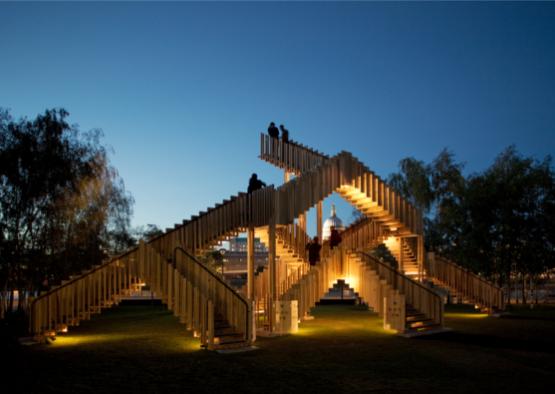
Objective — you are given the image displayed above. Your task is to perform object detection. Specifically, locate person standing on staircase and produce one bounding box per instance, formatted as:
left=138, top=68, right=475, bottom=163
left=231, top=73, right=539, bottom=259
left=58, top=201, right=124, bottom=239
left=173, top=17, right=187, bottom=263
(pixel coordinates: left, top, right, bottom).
left=279, top=124, right=289, bottom=143
left=247, top=173, right=266, bottom=194
left=279, top=124, right=289, bottom=163
left=268, top=122, right=279, bottom=139
left=329, top=226, right=342, bottom=250
left=267, top=122, right=280, bottom=160
left=247, top=173, right=267, bottom=224
left=306, top=236, right=322, bottom=266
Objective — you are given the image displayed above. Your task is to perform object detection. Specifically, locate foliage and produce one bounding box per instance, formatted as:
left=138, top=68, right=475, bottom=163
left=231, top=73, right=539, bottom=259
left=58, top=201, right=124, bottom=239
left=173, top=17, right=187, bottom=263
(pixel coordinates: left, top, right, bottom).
left=133, top=224, right=163, bottom=242
left=0, top=108, right=134, bottom=311
left=199, top=249, right=225, bottom=274
left=389, top=146, right=555, bottom=296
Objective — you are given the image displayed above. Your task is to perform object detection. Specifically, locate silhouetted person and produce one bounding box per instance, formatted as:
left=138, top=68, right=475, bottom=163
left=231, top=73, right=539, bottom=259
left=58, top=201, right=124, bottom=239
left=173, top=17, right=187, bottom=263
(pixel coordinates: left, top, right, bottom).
left=280, top=124, right=289, bottom=143
left=268, top=122, right=279, bottom=139
left=248, top=173, right=266, bottom=194
left=329, top=226, right=342, bottom=250
left=306, top=236, right=322, bottom=266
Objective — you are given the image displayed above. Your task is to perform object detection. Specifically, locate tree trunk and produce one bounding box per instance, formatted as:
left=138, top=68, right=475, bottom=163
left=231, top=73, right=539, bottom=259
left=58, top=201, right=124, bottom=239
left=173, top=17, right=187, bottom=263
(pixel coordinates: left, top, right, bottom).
left=8, top=288, right=14, bottom=313
left=509, top=269, right=514, bottom=305
left=521, top=275, right=527, bottom=304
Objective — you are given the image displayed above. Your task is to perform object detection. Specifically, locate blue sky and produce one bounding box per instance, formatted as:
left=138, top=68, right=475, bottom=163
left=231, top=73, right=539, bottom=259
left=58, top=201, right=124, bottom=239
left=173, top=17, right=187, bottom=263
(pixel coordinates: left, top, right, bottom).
left=1, top=2, right=554, bottom=233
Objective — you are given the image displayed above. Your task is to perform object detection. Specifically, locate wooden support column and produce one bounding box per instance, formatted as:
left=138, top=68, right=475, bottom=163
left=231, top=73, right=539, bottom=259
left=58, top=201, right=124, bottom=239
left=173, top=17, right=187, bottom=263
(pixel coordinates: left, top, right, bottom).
left=247, top=226, right=255, bottom=301
left=298, top=212, right=307, bottom=234
left=417, top=235, right=424, bottom=282
left=317, top=201, right=323, bottom=242
left=268, top=216, right=277, bottom=331
left=399, top=237, right=404, bottom=274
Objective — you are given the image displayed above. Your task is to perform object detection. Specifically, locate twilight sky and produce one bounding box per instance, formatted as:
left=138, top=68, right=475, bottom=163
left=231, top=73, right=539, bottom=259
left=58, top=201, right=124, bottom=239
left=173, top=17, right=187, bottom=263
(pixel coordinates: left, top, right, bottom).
left=1, top=1, right=554, bottom=233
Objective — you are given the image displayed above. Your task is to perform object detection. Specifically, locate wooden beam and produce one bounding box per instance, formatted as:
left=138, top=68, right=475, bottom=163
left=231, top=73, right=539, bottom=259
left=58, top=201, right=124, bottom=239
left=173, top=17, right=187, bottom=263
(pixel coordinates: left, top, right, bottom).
left=317, top=201, right=323, bottom=242
left=247, top=226, right=255, bottom=301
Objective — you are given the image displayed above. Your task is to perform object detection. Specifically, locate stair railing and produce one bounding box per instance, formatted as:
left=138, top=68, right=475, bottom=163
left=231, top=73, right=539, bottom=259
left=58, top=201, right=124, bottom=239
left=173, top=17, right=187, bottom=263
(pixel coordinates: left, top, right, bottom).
left=174, top=246, right=252, bottom=346
left=29, top=246, right=141, bottom=337
left=260, top=133, right=328, bottom=175
left=358, top=252, right=443, bottom=327
left=426, top=253, right=504, bottom=311
left=148, top=186, right=275, bottom=261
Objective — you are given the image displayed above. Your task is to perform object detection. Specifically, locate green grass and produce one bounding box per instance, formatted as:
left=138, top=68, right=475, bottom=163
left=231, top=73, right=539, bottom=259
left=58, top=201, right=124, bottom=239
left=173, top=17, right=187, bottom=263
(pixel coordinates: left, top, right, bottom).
left=7, top=303, right=555, bottom=393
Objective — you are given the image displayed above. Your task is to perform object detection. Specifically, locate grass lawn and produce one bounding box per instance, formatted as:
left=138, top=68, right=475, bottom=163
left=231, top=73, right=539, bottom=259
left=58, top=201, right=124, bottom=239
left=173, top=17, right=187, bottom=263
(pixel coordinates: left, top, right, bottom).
left=5, top=303, right=555, bottom=393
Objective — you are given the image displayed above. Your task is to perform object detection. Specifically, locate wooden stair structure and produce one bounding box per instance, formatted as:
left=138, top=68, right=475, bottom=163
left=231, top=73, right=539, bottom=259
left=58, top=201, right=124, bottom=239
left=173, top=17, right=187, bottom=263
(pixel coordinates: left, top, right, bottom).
left=28, top=132, right=503, bottom=347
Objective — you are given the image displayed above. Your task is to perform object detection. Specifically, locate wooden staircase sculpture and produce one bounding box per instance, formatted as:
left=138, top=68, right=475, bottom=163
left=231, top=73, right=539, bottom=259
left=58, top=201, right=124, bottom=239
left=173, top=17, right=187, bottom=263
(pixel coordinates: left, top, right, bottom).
left=29, top=132, right=503, bottom=347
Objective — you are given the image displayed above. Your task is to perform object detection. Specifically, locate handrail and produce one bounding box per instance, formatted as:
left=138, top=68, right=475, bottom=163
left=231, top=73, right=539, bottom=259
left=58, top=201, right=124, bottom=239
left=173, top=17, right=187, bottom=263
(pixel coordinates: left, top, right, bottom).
left=430, top=254, right=503, bottom=290
left=148, top=186, right=272, bottom=242
left=29, top=245, right=139, bottom=309
left=173, top=246, right=251, bottom=342
left=359, top=251, right=443, bottom=325
left=359, top=252, right=440, bottom=299
left=426, top=253, right=504, bottom=310
left=260, top=133, right=329, bottom=175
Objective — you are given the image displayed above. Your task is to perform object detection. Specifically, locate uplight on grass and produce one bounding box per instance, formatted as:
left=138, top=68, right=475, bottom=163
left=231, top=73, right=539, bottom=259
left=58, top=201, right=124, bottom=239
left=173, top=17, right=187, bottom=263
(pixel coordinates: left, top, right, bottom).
left=53, top=332, right=201, bottom=352
left=293, top=309, right=396, bottom=337
left=445, top=313, right=488, bottom=319
left=53, top=334, right=127, bottom=347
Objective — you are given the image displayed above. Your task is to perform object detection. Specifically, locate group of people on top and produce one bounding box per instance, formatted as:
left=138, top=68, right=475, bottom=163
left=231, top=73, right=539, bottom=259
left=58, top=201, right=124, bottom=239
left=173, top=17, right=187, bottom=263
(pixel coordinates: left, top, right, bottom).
left=305, top=226, right=342, bottom=266
left=267, top=122, right=289, bottom=143
left=248, top=121, right=292, bottom=193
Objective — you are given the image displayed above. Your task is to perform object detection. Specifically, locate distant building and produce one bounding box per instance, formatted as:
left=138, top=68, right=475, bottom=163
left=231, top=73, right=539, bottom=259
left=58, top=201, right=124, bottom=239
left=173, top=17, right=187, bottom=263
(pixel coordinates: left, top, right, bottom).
left=223, top=237, right=268, bottom=288
left=228, top=237, right=267, bottom=253
left=322, top=204, right=345, bottom=240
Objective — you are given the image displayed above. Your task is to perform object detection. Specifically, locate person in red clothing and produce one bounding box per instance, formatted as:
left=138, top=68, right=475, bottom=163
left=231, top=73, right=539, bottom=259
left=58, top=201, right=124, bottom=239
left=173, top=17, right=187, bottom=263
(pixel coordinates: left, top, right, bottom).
left=306, top=236, right=322, bottom=266
left=329, top=226, right=342, bottom=249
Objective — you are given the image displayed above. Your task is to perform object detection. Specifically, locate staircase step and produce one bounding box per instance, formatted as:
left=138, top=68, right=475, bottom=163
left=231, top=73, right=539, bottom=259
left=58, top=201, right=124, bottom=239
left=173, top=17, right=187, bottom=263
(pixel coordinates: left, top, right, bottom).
left=214, top=325, right=235, bottom=333
left=213, top=340, right=251, bottom=350
left=403, top=324, right=443, bottom=335
left=406, top=319, right=436, bottom=329
left=405, top=314, right=426, bottom=322
left=215, top=332, right=245, bottom=341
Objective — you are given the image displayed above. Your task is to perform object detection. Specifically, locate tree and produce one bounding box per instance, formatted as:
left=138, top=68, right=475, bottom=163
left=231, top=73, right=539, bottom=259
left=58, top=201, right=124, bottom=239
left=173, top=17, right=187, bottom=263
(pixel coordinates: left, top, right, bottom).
left=465, top=147, right=555, bottom=301
left=200, top=249, right=225, bottom=274
left=388, top=145, right=555, bottom=303
left=387, top=151, right=465, bottom=252
left=0, top=108, right=134, bottom=313
left=388, top=157, right=434, bottom=214
left=134, top=224, right=163, bottom=243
